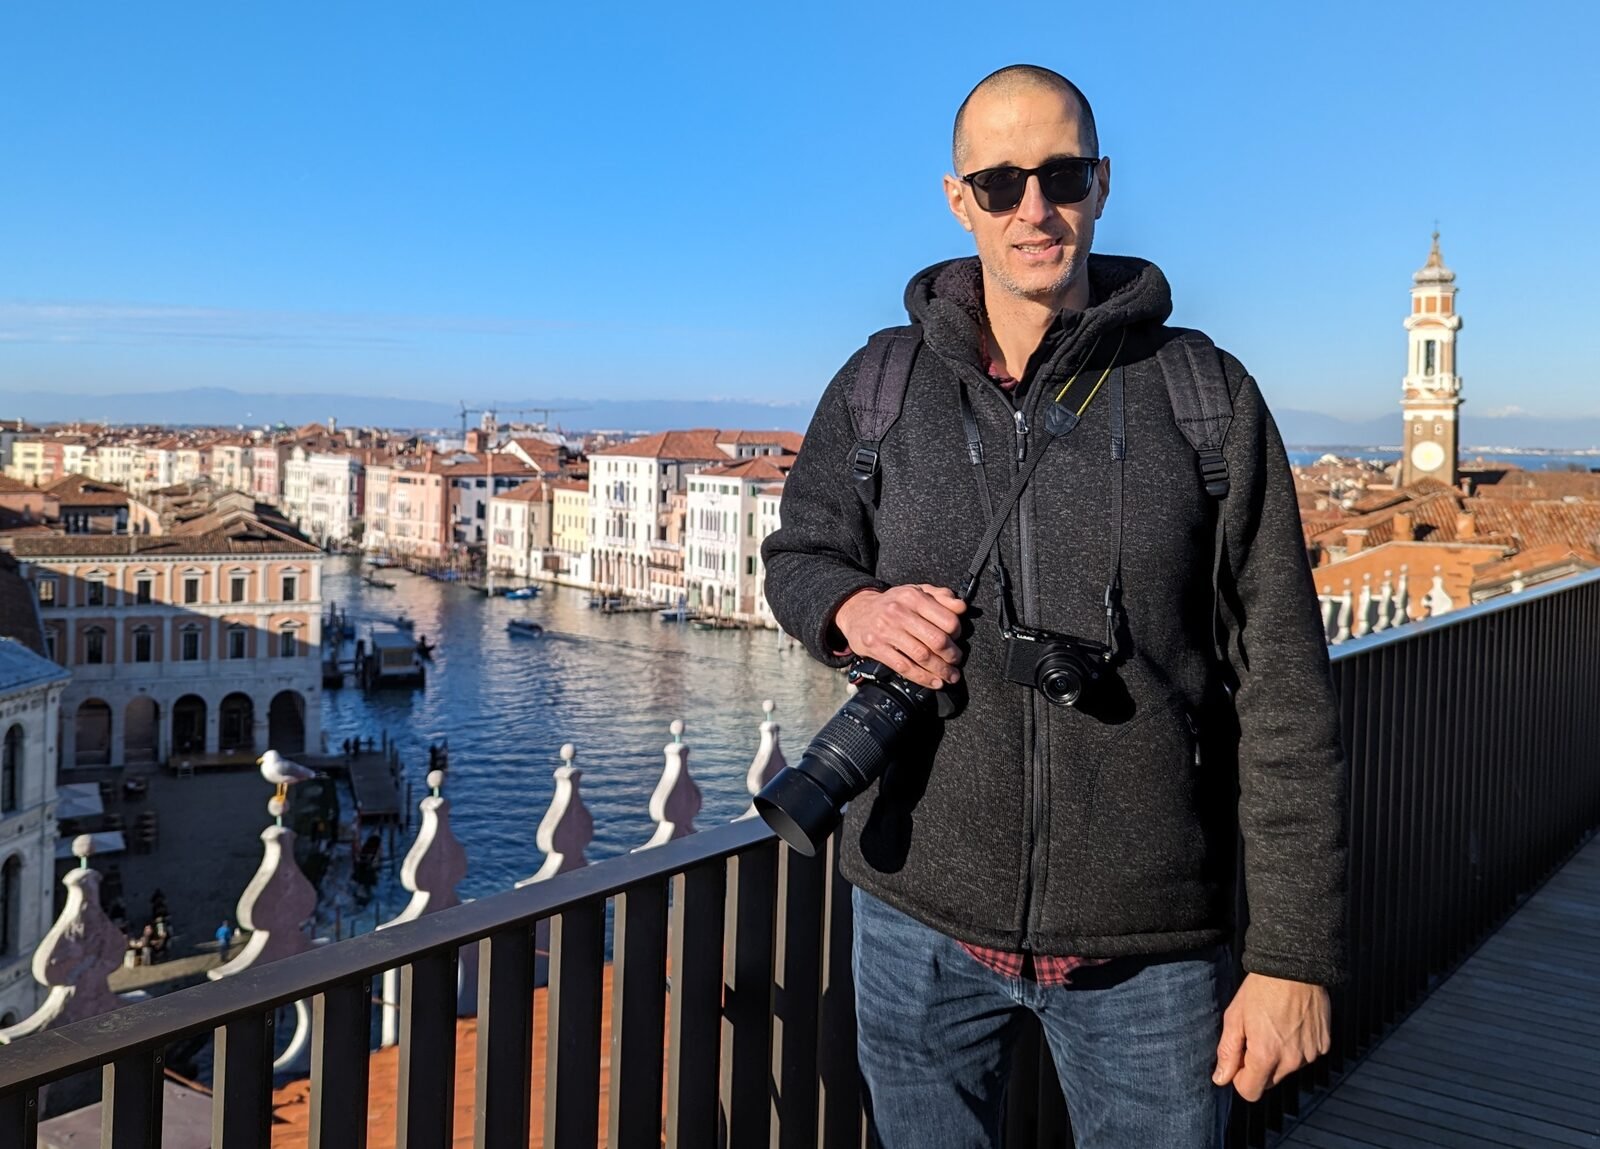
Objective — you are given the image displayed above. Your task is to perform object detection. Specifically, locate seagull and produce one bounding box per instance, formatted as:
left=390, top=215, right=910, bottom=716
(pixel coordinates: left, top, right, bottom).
left=258, top=749, right=317, bottom=801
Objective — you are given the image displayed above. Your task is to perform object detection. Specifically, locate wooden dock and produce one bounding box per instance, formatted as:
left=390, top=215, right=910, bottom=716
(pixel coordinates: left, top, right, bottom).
left=304, top=749, right=403, bottom=825
left=1280, top=835, right=1600, bottom=1148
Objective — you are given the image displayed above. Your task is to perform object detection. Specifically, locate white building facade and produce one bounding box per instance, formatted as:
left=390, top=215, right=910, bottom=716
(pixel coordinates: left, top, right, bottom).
left=0, top=640, right=69, bottom=1029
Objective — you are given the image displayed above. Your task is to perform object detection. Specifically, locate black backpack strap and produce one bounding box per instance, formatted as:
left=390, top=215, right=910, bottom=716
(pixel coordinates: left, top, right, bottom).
left=1155, top=331, right=1235, bottom=665
left=846, top=324, right=922, bottom=525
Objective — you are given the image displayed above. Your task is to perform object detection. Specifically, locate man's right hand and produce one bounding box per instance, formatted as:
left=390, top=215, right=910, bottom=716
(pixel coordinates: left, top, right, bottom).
left=834, top=584, right=967, bottom=690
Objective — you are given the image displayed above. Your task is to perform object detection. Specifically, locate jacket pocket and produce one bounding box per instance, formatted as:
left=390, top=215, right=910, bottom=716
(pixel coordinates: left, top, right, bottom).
left=1047, top=693, right=1224, bottom=940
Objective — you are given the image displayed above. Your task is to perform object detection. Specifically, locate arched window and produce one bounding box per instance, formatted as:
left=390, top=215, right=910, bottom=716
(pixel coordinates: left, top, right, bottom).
left=1, top=725, right=20, bottom=814
left=84, top=626, right=107, bottom=665
left=0, top=855, right=21, bottom=957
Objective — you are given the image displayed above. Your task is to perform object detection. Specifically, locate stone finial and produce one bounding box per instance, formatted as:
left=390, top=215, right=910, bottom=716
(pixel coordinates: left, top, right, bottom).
left=72, top=835, right=94, bottom=867
left=519, top=744, right=593, bottom=885
left=1335, top=581, right=1353, bottom=644
left=386, top=772, right=468, bottom=926
left=379, top=770, right=476, bottom=1043
left=1424, top=565, right=1454, bottom=617
left=1352, top=575, right=1373, bottom=639
left=1393, top=566, right=1411, bottom=627
left=1373, top=572, right=1394, bottom=633
left=638, top=720, right=701, bottom=850
left=740, top=700, right=787, bottom=819
left=0, top=865, right=127, bottom=1044
left=1319, top=588, right=1337, bottom=642
left=209, top=826, right=316, bottom=980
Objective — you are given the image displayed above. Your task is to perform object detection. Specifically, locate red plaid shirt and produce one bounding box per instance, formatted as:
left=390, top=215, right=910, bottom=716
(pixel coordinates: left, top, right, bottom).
left=958, top=345, right=1110, bottom=987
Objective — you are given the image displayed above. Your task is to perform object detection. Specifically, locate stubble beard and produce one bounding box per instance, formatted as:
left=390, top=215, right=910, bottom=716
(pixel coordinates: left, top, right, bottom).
left=989, top=242, right=1091, bottom=308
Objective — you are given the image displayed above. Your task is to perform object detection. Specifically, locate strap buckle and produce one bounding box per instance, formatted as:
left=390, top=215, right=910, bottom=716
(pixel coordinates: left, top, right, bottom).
left=851, top=443, right=880, bottom=484
left=1197, top=448, right=1230, bottom=498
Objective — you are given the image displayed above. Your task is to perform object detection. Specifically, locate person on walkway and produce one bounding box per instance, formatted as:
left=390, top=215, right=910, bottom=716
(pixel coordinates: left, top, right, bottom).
left=215, top=920, right=232, bottom=960
left=762, top=65, right=1346, bottom=1148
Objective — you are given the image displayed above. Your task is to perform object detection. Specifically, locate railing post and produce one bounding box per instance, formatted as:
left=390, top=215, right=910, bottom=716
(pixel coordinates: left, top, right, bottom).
left=665, top=861, right=726, bottom=1148
left=103, top=1049, right=165, bottom=1149
left=212, top=1011, right=274, bottom=1149
left=544, top=901, right=606, bottom=1149
left=475, top=926, right=536, bottom=1149
left=817, top=834, right=863, bottom=1149
left=720, top=839, right=777, bottom=1146
left=310, top=978, right=371, bottom=1149
left=0, top=1089, right=38, bottom=1149
left=396, top=949, right=459, bottom=1149
left=608, top=878, right=669, bottom=1149
left=770, top=841, right=825, bottom=1149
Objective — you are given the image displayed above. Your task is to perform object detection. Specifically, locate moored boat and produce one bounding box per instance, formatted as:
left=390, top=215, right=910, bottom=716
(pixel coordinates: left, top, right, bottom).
left=507, top=619, right=545, bottom=638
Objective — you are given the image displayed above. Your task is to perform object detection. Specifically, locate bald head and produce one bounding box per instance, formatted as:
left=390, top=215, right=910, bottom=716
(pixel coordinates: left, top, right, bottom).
left=952, top=66, right=1098, bottom=174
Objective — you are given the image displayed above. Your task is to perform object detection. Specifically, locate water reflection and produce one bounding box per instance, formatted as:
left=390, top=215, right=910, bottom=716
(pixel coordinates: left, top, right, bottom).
left=319, top=558, right=844, bottom=900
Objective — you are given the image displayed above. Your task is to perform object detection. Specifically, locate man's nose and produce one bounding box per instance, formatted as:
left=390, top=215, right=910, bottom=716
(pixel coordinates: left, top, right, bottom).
left=1013, top=173, right=1052, bottom=224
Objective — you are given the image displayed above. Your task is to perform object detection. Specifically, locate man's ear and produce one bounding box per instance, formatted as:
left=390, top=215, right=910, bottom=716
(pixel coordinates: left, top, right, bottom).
left=1094, top=157, right=1111, bottom=220
left=943, top=173, right=975, bottom=233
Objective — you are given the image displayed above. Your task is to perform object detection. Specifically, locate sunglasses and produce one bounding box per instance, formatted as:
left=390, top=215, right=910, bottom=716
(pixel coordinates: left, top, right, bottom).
left=960, top=156, right=1101, bottom=213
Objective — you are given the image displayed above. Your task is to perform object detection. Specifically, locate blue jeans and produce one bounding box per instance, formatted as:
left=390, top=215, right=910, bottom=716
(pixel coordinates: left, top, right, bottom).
left=853, top=888, right=1230, bottom=1149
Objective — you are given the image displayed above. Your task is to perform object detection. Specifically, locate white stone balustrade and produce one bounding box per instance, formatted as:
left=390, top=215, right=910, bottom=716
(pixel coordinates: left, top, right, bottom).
left=520, top=744, right=593, bottom=885
left=637, top=719, right=701, bottom=850
left=0, top=838, right=127, bottom=1045
left=740, top=700, right=787, bottom=819
left=380, top=769, right=477, bottom=1046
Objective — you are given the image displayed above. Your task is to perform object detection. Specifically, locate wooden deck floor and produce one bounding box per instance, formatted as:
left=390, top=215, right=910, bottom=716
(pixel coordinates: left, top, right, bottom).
left=1280, top=835, right=1600, bottom=1149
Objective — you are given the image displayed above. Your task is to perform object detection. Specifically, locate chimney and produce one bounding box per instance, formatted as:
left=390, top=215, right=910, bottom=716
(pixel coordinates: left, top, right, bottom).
left=1393, top=511, right=1415, bottom=542
left=1456, top=510, right=1476, bottom=539
left=1343, top=528, right=1368, bottom=556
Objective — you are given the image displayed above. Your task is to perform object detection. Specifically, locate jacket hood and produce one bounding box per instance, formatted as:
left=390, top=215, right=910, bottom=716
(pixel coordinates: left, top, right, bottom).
left=903, top=254, right=1175, bottom=371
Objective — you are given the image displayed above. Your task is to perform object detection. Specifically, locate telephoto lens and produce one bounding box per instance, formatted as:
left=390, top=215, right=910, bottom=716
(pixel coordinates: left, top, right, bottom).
left=755, top=659, right=942, bottom=855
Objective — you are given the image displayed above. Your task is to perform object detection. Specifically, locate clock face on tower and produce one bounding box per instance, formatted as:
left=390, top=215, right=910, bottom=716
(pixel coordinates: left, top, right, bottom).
left=1411, top=440, right=1446, bottom=473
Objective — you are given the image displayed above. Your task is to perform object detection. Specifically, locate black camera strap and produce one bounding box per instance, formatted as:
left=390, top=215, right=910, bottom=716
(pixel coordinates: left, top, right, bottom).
left=955, top=335, right=1127, bottom=656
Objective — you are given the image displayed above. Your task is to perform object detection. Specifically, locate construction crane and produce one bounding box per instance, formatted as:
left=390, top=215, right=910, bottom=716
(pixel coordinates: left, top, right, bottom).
left=495, top=405, right=586, bottom=430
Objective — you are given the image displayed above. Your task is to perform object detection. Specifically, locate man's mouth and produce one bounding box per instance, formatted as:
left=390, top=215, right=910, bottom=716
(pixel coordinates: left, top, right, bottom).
left=1013, top=238, right=1064, bottom=261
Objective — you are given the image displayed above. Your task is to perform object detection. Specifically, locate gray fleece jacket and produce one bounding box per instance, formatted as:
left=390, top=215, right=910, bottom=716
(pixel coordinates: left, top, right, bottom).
left=761, top=255, right=1348, bottom=986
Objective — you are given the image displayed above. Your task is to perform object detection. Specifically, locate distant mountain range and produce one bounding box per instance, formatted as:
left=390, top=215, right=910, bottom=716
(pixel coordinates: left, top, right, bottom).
left=5, top=386, right=1600, bottom=452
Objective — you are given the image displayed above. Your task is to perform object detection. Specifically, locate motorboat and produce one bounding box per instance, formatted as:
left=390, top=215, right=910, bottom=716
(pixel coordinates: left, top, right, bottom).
left=659, top=605, right=690, bottom=623
left=505, top=586, right=540, bottom=600
left=507, top=619, right=545, bottom=638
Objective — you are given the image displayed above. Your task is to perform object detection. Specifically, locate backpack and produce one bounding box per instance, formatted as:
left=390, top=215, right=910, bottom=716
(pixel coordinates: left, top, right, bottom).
left=844, top=324, right=1234, bottom=663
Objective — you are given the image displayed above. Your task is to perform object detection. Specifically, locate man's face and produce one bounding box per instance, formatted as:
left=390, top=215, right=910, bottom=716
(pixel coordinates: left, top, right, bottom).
left=943, top=86, right=1110, bottom=306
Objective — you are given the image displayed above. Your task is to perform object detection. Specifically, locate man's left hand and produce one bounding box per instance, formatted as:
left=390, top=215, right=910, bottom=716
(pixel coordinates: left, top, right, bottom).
left=1212, top=973, right=1331, bottom=1100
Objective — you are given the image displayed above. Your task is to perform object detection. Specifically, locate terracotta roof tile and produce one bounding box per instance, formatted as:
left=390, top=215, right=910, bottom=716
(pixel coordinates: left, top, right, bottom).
left=591, top=430, right=726, bottom=460
left=697, top=456, right=794, bottom=482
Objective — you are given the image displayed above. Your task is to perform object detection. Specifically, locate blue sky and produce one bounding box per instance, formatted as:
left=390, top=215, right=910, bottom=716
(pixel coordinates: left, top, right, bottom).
left=1, top=1, right=1596, bottom=420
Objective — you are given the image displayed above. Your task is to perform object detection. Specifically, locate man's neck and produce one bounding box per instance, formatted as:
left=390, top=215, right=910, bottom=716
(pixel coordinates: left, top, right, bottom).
left=982, top=268, right=1091, bottom=384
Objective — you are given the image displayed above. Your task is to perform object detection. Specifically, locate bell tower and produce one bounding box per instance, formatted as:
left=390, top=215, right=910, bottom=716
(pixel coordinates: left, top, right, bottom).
left=1399, top=232, right=1463, bottom=488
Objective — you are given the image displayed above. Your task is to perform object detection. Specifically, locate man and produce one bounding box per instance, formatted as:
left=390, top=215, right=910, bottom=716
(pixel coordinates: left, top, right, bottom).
left=762, top=66, right=1346, bottom=1148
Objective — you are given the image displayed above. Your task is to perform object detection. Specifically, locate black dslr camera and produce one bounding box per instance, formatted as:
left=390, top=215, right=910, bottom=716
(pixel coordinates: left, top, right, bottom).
left=1000, top=623, right=1112, bottom=708
left=754, top=659, right=947, bottom=856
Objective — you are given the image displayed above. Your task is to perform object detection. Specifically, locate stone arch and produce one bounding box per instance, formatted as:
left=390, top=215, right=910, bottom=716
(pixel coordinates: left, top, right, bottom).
left=269, top=691, right=306, bottom=754
left=219, top=693, right=255, bottom=754
left=125, top=697, right=159, bottom=764
left=172, top=695, right=207, bottom=756
left=1, top=724, right=20, bottom=814
left=0, top=853, right=21, bottom=958
left=74, top=699, right=112, bottom=766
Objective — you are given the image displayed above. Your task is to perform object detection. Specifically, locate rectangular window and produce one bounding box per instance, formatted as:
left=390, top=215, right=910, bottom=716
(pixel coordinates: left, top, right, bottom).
left=44, top=630, right=57, bottom=661
left=135, top=578, right=152, bottom=605
left=134, top=630, right=152, bottom=663
left=282, top=575, right=297, bottom=601
left=183, top=576, right=201, bottom=604
left=231, top=575, right=247, bottom=603
left=747, top=512, right=754, bottom=537
left=278, top=630, right=298, bottom=658
left=1423, top=340, right=1437, bottom=375
left=181, top=630, right=200, bottom=661
left=228, top=628, right=247, bottom=659
left=86, top=581, right=105, bottom=607
left=37, top=579, right=56, bottom=605
left=85, top=630, right=105, bottom=664
left=747, top=556, right=756, bottom=576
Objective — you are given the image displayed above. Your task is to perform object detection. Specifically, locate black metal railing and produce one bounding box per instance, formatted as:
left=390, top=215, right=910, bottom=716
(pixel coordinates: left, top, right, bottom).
left=3, top=570, right=1599, bottom=1147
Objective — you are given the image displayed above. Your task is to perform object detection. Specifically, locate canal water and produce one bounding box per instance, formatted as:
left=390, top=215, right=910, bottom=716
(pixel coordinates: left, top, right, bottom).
left=318, top=557, right=846, bottom=904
